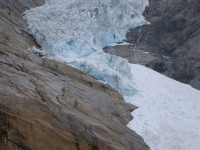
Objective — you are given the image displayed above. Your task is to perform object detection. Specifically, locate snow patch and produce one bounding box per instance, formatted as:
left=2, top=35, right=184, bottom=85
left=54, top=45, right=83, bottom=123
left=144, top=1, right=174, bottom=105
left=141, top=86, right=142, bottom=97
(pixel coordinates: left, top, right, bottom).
left=126, top=64, right=200, bottom=150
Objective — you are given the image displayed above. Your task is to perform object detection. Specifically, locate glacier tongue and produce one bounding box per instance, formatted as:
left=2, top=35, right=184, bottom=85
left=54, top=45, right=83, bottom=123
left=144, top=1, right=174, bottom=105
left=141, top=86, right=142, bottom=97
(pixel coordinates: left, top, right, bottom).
left=24, top=0, right=148, bottom=96
left=24, top=1, right=200, bottom=150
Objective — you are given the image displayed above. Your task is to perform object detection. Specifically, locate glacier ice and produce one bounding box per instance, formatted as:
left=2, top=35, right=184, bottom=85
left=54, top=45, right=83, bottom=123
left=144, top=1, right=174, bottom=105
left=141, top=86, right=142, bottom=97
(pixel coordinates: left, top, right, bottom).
left=24, top=1, right=200, bottom=149
left=24, top=0, right=148, bottom=95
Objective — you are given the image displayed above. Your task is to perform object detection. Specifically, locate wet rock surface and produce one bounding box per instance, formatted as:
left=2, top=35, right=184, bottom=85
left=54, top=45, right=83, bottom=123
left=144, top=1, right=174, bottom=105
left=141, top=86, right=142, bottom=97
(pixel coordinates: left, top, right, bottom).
left=105, top=0, right=200, bottom=89
left=0, top=0, right=149, bottom=150
left=104, top=44, right=157, bottom=66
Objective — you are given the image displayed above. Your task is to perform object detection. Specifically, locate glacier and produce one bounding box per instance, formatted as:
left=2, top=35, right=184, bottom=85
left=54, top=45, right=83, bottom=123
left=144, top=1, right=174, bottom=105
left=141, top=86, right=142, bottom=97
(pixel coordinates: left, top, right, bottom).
left=24, top=0, right=149, bottom=96
left=24, top=0, right=200, bottom=150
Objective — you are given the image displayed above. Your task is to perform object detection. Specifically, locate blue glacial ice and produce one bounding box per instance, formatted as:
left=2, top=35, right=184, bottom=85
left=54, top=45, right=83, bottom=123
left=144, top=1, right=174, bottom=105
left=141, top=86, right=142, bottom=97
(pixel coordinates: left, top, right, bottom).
left=24, top=0, right=149, bottom=96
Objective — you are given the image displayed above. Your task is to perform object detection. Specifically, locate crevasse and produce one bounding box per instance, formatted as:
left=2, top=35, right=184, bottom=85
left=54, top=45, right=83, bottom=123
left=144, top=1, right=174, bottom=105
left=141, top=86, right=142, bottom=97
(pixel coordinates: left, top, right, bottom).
left=24, top=0, right=149, bottom=96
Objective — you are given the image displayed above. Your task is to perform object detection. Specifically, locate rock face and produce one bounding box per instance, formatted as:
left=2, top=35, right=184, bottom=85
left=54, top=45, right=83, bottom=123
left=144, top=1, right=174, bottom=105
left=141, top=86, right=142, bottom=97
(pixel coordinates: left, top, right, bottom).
left=104, top=44, right=158, bottom=66
left=129, top=0, right=200, bottom=89
left=105, top=0, right=200, bottom=89
left=0, top=0, right=149, bottom=150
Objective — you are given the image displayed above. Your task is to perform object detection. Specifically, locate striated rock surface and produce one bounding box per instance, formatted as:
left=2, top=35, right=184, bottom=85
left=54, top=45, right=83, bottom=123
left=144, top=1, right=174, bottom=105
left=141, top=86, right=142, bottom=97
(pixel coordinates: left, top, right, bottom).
left=105, top=0, right=200, bottom=90
left=0, top=0, right=149, bottom=150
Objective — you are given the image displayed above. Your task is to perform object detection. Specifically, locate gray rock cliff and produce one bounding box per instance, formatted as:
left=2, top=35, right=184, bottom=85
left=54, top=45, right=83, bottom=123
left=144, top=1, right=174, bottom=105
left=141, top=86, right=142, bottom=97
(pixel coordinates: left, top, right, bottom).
left=0, top=0, right=149, bottom=150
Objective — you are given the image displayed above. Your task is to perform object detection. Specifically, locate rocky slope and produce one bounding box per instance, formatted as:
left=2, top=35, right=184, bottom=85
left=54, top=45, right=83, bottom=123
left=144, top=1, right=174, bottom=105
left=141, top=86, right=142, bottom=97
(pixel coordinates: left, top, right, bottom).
left=0, top=0, right=149, bottom=150
left=105, top=0, right=200, bottom=90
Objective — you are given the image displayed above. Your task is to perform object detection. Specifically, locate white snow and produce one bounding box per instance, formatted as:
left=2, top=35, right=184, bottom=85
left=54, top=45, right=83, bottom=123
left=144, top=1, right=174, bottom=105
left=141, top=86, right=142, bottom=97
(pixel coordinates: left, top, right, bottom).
left=109, top=42, right=134, bottom=46
left=24, top=0, right=200, bottom=150
left=126, top=64, right=200, bottom=150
